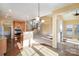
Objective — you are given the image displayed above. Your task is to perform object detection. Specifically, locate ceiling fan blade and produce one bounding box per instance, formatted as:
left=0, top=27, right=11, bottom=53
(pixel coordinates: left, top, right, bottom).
left=74, top=13, right=79, bottom=16
left=74, top=10, right=79, bottom=16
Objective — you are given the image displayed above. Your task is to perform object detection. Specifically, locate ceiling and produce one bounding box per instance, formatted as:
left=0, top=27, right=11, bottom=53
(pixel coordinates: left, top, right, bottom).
left=60, top=9, right=79, bottom=20
left=0, top=3, right=70, bottom=20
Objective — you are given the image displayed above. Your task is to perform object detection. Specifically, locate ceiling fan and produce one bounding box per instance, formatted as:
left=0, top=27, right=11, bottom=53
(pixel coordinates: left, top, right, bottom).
left=74, top=10, right=79, bottom=16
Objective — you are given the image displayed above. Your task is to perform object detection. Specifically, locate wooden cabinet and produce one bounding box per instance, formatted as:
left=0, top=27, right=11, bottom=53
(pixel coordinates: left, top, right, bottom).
left=0, top=39, right=7, bottom=55
left=13, top=20, right=26, bottom=32
left=13, top=20, right=28, bottom=49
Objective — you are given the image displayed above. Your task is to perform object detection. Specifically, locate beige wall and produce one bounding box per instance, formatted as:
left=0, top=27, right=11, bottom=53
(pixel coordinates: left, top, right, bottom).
left=0, top=16, right=12, bottom=55
left=63, top=19, right=79, bottom=41
left=40, top=16, right=52, bottom=35
left=52, top=4, right=79, bottom=48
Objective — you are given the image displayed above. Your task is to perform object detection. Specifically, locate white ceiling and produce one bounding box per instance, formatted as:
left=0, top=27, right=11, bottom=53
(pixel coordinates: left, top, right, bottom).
left=0, top=3, right=70, bottom=20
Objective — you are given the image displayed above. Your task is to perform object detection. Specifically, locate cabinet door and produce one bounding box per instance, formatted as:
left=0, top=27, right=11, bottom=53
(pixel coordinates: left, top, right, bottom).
left=13, top=21, right=26, bottom=32
left=0, top=39, right=7, bottom=55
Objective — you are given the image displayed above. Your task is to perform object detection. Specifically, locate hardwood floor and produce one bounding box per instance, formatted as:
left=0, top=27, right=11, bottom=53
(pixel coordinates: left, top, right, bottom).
left=17, top=44, right=59, bottom=56
left=57, top=42, right=79, bottom=56
left=33, top=34, right=52, bottom=46
left=5, top=44, right=20, bottom=56
left=4, top=34, right=79, bottom=56
left=4, top=42, right=79, bottom=56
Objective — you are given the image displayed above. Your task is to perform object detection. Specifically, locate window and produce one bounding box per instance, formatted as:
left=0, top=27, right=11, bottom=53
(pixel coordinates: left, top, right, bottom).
left=0, top=26, right=3, bottom=39
left=66, top=24, right=73, bottom=38
left=75, top=24, right=79, bottom=38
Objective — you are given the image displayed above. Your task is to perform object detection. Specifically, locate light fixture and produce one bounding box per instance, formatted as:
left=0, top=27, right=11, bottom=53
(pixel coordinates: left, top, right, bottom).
left=36, top=17, right=40, bottom=21
left=41, top=20, right=45, bottom=23
left=35, top=3, right=40, bottom=21
left=5, top=9, right=12, bottom=18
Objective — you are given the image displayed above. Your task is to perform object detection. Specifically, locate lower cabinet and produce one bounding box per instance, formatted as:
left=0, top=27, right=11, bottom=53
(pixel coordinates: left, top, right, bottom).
left=0, top=38, right=7, bottom=56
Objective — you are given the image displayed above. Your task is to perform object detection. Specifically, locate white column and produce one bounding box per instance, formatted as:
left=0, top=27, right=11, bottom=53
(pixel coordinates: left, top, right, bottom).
left=52, top=15, right=58, bottom=48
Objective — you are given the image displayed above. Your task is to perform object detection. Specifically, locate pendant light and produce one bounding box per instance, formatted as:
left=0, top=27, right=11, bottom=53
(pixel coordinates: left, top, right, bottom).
left=36, top=3, right=40, bottom=22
